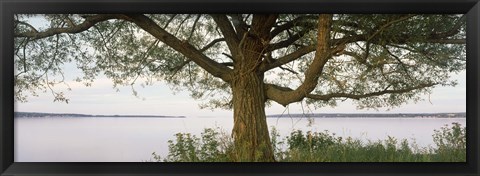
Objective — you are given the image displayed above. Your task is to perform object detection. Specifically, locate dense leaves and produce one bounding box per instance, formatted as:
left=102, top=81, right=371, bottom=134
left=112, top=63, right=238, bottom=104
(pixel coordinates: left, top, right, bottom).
left=14, top=14, right=465, bottom=109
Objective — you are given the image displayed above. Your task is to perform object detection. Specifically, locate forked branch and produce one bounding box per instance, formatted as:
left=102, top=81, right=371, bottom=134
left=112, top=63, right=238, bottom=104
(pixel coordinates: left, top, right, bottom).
left=15, top=14, right=129, bottom=39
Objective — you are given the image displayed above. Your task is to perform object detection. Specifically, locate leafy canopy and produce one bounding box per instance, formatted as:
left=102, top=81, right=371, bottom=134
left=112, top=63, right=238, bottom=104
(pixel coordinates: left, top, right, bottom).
left=14, top=14, right=466, bottom=109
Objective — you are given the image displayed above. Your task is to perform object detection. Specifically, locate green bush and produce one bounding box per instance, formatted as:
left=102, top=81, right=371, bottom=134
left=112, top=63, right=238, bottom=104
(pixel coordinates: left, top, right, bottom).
left=153, top=127, right=234, bottom=162
left=150, top=122, right=466, bottom=162
left=432, top=122, right=466, bottom=161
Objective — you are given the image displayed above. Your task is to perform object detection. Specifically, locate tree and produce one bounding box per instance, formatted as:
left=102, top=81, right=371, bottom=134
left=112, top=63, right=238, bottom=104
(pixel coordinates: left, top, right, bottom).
left=13, top=14, right=466, bottom=161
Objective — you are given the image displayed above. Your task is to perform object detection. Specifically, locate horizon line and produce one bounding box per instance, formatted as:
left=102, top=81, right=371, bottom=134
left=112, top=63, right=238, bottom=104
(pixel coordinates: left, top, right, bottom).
left=15, top=111, right=466, bottom=116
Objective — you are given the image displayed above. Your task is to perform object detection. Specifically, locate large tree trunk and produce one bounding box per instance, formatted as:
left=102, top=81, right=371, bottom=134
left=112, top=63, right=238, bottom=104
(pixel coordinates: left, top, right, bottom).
left=231, top=71, right=275, bottom=162
left=229, top=14, right=278, bottom=162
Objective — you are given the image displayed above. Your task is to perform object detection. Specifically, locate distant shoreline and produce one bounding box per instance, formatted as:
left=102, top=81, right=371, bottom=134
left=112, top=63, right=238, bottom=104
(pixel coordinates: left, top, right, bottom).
left=14, top=111, right=465, bottom=118
left=14, top=112, right=185, bottom=118
left=267, top=112, right=466, bottom=118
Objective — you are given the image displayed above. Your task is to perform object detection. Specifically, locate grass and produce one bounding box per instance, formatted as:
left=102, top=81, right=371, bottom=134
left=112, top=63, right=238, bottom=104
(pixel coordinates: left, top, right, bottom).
left=149, top=122, right=466, bottom=162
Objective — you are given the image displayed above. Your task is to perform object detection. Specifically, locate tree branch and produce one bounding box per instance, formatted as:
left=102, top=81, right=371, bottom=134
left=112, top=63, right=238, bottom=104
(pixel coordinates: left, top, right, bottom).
left=259, top=45, right=315, bottom=72
left=220, top=62, right=234, bottom=67
left=168, top=59, right=191, bottom=79
left=200, top=38, right=225, bottom=52
left=384, top=46, right=414, bottom=81
left=305, top=83, right=437, bottom=101
left=366, top=14, right=415, bottom=42
left=266, top=82, right=436, bottom=105
left=187, top=15, right=202, bottom=41
left=343, top=50, right=370, bottom=66
left=267, top=29, right=311, bottom=52
left=429, top=15, right=466, bottom=39
left=426, top=39, right=466, bottom=44
left=210, top=14, right=241, bottom=60
left=125, top=14, right=233, bottom=82
left=278, top=66, right=298, bottom=74
left=265, top=14, right=334, bottom=106
left=228, top=14, right=249, bottom=38
left=15, top=20, right=39, bottom=33
left=267, top=15, right=413, bottom=52
left=14, top=14, right=129, bottom=40
left=270, top=15, right=318, bottom=37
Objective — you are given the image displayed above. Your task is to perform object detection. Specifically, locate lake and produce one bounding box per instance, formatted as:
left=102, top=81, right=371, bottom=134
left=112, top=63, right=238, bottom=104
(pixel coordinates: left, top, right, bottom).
left=14, top=116, right=466, bottom=162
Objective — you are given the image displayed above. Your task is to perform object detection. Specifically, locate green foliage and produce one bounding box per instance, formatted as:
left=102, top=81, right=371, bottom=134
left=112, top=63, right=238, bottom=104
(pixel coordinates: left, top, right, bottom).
left=432, top=122, right=466, bottom=161
left=14, top=14, right=465, bottom=111
left=156, top=127, right=234, bottom=162
left=151, top=122, right=466, bottom=162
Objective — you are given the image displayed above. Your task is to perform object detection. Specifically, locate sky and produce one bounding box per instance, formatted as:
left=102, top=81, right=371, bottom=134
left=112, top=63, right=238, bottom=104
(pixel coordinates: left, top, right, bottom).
left=15, top=70, right=466, bottom=117
left=14, top=15, right=467, bottom=117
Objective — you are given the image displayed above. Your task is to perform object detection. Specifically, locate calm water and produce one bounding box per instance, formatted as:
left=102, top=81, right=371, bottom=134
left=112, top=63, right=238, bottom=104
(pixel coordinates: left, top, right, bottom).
left=14, top=116, right=465, bottom=162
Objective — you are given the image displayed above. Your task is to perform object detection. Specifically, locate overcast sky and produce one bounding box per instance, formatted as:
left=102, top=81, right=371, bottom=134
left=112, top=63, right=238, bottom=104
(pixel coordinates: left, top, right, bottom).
left=15, top=69, right=466, bottom=117
left=14, top=15, right=467, bottom=117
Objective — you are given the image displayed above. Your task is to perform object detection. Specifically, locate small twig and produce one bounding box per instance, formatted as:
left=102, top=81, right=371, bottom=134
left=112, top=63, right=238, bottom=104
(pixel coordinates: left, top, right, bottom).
left=188, top=15, right=201, bottom=41
left=279, top=66, right=298, bottom=74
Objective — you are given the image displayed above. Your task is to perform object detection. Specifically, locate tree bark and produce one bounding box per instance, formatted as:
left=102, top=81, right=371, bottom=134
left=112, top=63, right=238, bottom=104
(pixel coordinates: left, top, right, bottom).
left=229, top=15, right=277, bottom=161
left=231, top=71, right=275, bottom=162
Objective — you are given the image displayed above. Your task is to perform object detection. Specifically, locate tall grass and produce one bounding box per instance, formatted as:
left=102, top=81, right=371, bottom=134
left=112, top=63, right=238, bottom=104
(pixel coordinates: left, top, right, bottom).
left=150, top=122, right=466, bottom=162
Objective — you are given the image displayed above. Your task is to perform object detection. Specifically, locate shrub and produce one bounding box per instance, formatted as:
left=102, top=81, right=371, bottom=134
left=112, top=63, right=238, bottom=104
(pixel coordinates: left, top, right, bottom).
left=159, top=127, right=234, bottom=162
left=432, top=122, right=466, bottom=162
left=151, top=122, right=466, bottom=162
